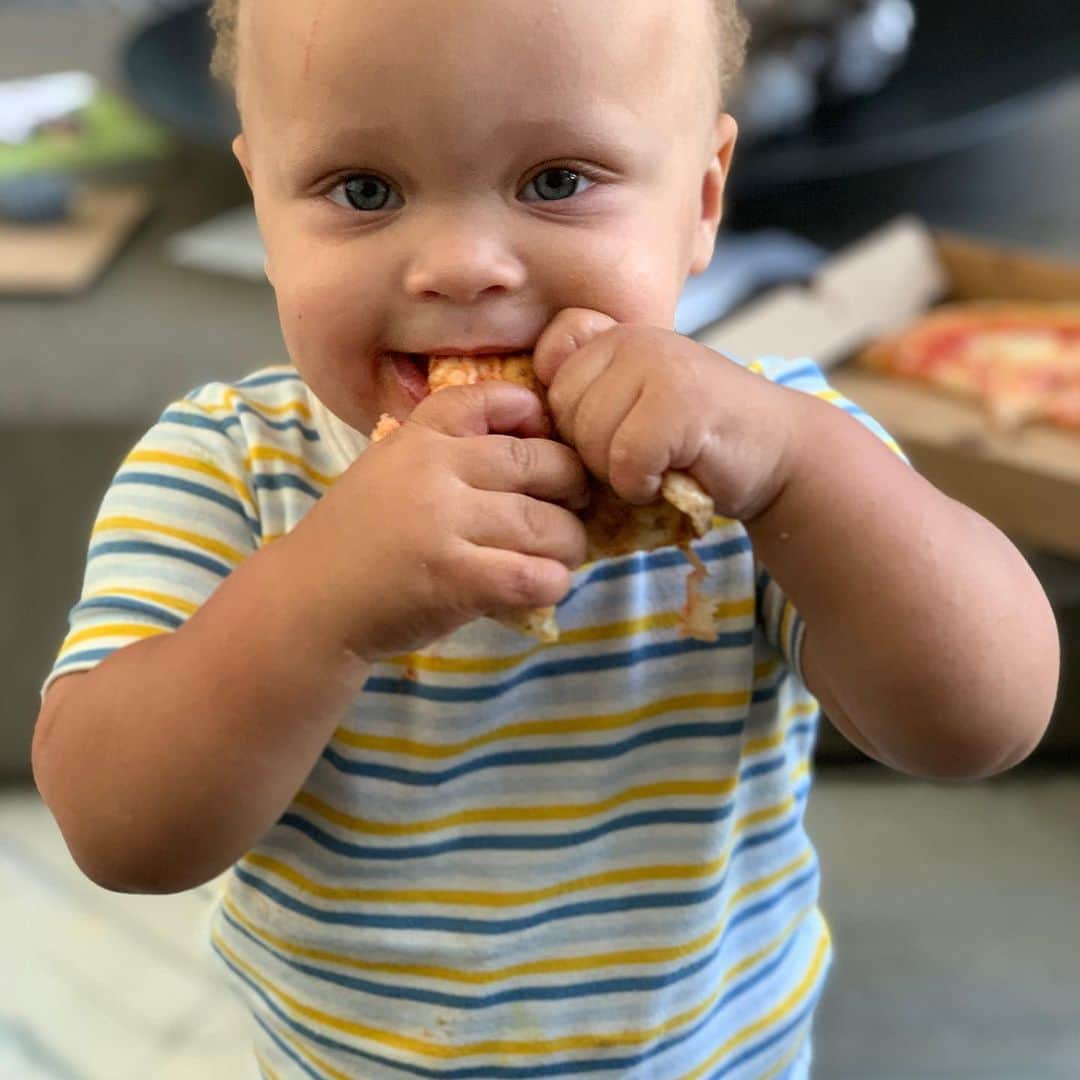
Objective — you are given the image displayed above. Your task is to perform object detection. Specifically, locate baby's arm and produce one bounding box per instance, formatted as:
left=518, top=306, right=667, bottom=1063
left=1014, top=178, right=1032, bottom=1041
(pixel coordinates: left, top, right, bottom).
left=33, top=384, right=587, bottom=894
left=747, top=390, right=1059, bottom=780
left=34, top=536, right=371, bottom=894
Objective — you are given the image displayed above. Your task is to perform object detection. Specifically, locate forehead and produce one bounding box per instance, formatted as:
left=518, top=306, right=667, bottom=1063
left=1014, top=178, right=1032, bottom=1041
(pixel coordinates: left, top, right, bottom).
left=240, top=0, right=715, bottom=144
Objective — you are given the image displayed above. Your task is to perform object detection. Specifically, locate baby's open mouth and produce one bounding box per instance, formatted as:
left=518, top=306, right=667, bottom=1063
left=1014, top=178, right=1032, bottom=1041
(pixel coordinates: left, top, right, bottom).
left=389, top=352, right=432, bottom=403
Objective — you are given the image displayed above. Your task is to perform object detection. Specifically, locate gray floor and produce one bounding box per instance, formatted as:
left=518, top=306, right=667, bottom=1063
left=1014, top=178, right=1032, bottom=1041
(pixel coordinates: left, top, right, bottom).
left=807, top=768, right=1080, bottom=1080
left=2, top=770, right=1077, bottom=1079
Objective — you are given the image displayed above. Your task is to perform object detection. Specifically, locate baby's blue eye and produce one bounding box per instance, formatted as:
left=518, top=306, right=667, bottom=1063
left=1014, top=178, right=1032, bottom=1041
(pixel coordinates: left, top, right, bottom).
left=525, top=168, right=593, bottom=203
left=330, top=175, right=402, bottom=212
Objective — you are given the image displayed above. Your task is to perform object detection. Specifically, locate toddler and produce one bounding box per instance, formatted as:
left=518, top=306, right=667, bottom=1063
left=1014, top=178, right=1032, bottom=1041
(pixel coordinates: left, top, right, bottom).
left=33, top=1, right=1058, bottom=1076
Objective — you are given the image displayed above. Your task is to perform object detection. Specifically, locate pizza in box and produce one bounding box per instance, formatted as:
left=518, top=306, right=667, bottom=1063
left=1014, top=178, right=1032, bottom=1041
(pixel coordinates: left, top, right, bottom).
left=858, top=301, right=1080, bottom=432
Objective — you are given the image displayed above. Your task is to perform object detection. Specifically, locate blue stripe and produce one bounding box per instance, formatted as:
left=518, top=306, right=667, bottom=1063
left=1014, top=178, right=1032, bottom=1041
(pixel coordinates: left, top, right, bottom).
left=708, top=983, right=821, bottom=1080
left=166, top=401, right=231, bottom=433
left=562, top=535, right=750, bottom=605
left=252, top=1013, right=327, bottom=1079
left=363, top=633, right=751, bottom=704
left=323, top=721, right=755, bottom=786
left=161, top=408, right=236, bottom=437
left=280, top=806, right=733, bottom=862
left=54, top=646, right=117, bottom=667
left=751, top=678, right=786, bottom=705
left=87, top=539, right=233, bottom=579
left=218, top=881, right=820, bottom=1079
left=288, top=751, right=800, bottom=861
left=234, top=370, right=306, bottom=389
left=68, top=596, right=185, bottom=629
left=772, top=364, right=822, bottom=388
left=225, top=821, right=813, bottom=1012
left=252, top=472, right=323, bottom=499
left=234, top=814, right=809, bottom=938
left=113, top=471, right=260, bottom=536
left=163, top=403, right=321, bottom=442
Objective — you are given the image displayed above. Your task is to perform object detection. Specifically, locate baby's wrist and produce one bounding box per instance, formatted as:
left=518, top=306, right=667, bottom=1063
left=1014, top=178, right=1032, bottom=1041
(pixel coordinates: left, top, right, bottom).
left=740, top=388, right=828, bottom=526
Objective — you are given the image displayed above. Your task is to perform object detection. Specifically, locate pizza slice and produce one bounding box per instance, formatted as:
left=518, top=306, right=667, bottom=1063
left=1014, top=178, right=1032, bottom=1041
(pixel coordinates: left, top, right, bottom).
left=372, top=354, right=717, bottom=643
left=858, top=301, right=1080, bottom=432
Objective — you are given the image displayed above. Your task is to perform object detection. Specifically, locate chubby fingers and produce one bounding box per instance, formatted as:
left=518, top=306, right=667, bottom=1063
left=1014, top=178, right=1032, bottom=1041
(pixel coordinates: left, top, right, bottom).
left=460, top=436, right=591, bottom=510
left=410, top=381, right=550, bottom=439
left=533, top=308, right=619, bottom=387
left=467, top=492, right=589, bottom=572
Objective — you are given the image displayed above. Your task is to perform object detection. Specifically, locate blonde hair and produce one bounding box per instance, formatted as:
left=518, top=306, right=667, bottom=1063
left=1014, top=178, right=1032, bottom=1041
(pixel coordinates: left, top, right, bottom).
left=209, top=0, right=749, bottom=103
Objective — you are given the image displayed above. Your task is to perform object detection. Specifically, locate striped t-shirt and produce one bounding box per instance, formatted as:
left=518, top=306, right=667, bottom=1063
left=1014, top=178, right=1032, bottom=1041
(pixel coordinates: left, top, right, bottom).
left=45, top=355, right=902, bottom=1079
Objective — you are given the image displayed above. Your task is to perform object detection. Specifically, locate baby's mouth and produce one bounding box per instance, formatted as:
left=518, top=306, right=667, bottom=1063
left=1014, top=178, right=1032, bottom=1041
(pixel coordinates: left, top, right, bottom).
left=389, top=352, right=431, bottom=404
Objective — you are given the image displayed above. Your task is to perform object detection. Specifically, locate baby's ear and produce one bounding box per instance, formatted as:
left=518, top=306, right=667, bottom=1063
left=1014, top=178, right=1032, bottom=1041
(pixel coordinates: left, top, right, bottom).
left=232, top=134, right=254, bottom=189
left=690, top=114, right=738, bottom=275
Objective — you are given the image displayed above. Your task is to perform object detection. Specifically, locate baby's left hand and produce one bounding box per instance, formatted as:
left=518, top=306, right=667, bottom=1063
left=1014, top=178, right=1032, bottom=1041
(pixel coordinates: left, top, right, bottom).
left=533, top=309, right=802, bottom=522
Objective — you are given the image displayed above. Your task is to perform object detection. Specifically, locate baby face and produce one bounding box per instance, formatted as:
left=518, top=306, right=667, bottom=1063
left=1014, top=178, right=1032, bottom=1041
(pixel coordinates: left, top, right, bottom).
left=233, top=0, right=737, bottom=433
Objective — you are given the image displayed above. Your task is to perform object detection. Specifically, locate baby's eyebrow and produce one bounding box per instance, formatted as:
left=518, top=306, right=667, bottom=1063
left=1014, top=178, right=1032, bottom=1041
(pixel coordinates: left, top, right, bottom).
left=280, top=106, right=642, bottom=178
left=493, top=114, right=640, bottom=158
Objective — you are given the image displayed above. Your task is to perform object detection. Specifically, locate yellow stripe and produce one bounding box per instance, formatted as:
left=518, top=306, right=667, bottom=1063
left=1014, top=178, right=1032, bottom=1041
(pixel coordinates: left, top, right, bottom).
left=244, top=837, right=810, bottom=912
left=389, top=598, right=755, bottom=676
left=296, top=778, right=737, bottom=837
left=266, top=1024, right=353, bottom=1080
left=241, top=908, right=813, bottom=1073
left=814, top=389, right=845, bottom=404
left=124, top=449, right=254, bottom=511
left=60, top=622, right=169, bottom=650
left=92, top=515, right=248, bottom=566
left=253, top=1050, right=282, bottom=1080
left=84, top=585, right=199, bottom=617
left=318, top=694, right=812, bottom=844
left=814, top=389, right=905, bottom=456
left=334, top=690, right=749, bottom=759
left=226, top=801, right=799, bottom=985
left=213, top=855, right=817, bottom=1060
left=760, top=1032, right=809, bottom=1080
left=754, top=656, right=783, bottom=682
left=733, top=796, right=796, bottom=835
left=779, top=601, right=797, bottom=656
left=247, top=445, right=335, bottom=488
left=677, top=927, right=831, bottom=1080
left=195, top=384, right=313, bottom=422
left=334, top=683, right=807, bottom=766
left=742, top=701, right=817, bottom=757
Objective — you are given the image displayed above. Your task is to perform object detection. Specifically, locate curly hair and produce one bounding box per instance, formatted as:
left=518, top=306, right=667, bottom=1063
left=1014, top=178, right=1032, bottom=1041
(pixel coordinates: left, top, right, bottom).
left=208, top=0, right=240, bottom=84
left=209, top=0, right=749, bottom=102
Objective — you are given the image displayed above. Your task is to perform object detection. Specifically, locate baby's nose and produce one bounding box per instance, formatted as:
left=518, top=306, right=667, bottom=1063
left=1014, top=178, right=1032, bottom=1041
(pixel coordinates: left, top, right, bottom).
left=404, top=221, right=527, bottom=304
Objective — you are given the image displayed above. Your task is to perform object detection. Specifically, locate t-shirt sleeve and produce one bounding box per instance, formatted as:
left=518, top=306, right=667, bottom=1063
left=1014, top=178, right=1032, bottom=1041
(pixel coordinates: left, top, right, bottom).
left=41, top=393, right=262, bottom=698
left=744, top=355, right=910, bottom=681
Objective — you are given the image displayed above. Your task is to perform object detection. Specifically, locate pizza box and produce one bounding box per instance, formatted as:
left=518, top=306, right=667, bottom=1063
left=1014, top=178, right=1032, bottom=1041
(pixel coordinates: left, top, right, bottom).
left=699, top=217, right=1080, bottom=559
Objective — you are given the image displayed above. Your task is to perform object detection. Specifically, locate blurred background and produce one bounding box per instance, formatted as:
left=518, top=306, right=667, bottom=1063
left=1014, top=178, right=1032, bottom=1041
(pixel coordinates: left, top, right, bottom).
left=1, top=1, right=1078, bottom=1077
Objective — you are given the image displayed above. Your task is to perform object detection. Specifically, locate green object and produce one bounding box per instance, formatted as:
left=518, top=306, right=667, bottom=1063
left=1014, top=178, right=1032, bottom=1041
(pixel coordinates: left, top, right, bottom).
left=0, top=88, right=173, bottom=179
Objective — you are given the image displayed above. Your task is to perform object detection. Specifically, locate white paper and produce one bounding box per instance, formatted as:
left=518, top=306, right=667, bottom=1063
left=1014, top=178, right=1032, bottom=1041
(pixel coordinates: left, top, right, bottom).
left=0, top=71, right=98, bottom=146
left=698, top=216, right=950, bottom=369
left=166, top=205, right=267, bottom=282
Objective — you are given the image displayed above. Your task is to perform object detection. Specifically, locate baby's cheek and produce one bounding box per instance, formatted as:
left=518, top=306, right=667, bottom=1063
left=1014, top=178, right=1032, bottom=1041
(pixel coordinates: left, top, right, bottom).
left=274, top=271, right=368, bottom=367
left=569, top=238, right=683, bottom=328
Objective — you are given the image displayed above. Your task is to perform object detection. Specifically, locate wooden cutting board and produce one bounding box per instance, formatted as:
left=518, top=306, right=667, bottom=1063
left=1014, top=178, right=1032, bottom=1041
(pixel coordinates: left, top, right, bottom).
left=0, top=184, right=151, bottom=294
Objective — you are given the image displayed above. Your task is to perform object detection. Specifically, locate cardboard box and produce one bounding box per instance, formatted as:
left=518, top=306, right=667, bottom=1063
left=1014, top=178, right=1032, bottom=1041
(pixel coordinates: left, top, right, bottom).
left=699, top=218, right=1080, bottom=559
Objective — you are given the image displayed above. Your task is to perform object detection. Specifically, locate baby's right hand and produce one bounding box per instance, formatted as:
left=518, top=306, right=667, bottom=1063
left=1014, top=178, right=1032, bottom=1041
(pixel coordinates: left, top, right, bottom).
left=291, top=383, right=590, bottom=661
